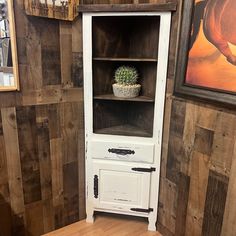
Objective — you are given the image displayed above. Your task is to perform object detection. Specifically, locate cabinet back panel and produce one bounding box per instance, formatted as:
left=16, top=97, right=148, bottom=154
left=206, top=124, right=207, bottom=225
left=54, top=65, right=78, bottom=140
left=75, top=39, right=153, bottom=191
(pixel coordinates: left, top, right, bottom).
left=93, top=100, right=154, bottom=137
left=92, top=16, right=160, bottom=59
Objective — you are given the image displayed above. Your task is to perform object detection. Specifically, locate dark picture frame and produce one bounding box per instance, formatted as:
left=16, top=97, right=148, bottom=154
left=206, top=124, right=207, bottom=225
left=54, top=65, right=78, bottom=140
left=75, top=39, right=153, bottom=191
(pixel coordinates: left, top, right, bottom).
left=174, top=0, right=236, bottom=107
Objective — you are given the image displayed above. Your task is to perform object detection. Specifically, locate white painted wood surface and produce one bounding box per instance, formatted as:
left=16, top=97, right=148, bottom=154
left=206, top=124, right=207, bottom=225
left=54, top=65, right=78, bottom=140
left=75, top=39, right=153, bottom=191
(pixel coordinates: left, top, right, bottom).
left=90, top=140, right=154, bottom=163
left=83, top=11, right=172, bottom=231
left=93, top=160, right=151, bottom=212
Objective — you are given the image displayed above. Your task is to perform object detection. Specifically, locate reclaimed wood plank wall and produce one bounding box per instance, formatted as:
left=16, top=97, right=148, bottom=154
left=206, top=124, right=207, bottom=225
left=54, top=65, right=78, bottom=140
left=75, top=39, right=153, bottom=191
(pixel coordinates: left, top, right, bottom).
left=0, top=0, right=235, bottom=236
left=0, top=0, right=85, bottom=235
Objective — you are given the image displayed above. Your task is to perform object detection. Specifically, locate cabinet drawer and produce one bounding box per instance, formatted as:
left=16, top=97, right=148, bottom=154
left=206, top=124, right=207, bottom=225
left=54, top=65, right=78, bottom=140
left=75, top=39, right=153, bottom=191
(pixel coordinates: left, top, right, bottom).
left=89, top=140, right=154, bottom=163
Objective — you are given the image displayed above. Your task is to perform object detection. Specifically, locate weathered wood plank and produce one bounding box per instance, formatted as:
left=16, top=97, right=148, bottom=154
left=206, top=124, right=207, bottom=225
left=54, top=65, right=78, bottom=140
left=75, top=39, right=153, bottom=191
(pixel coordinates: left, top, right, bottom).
left=63, top=161, right=79, bottom=225
left=182, top=102, right=197, bottom=176
left=50, top=138, right=64, bottom=228
left=41, top=20, right=61, bottom=86
left=185, top=151, right=209, bottom=236
left=22, top=88, right=83, bottom=106
left=175, top=173, right=190, bottom=236
left=42, top=200, right=54, bottom=234
left=60, top=22, right=73, bottom=88
left=210, top=112, right=236, bottom=177
left=0, top=201, right=12, bottom=236
left=221, top=141, right=236, bottom=236
left=61, top=103, right=82, bottom=164
left=78, top=3, right=177, bottom=12
left=1, top=107, right=26, bottom=234
left=1, top=107, right=25, bottom=214
left=202, top=171, right=229, bottom=236
left=16, top=106, right=42, bottom=204
left=25, top=201, right=44, bottom=236
left=169, top=99, right=186, bottom=138
left=0, top=111, right=9, bottom=195
left=26, top=17, right=43, bottom=90
left=194, top=126, right=214, bottom=156
left=36, top=106, right=52, bottom=201
left=158, top=177, right=177, bottom=234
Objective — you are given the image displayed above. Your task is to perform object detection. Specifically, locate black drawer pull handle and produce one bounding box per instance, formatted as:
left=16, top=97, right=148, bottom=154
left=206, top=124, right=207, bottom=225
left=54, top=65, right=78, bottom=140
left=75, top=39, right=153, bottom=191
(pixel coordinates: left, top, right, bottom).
left=94, top=175, right=98, bottom=199
left=108, top=148, right=135, bottom=155
left=132, top=167, right=156, bottom=172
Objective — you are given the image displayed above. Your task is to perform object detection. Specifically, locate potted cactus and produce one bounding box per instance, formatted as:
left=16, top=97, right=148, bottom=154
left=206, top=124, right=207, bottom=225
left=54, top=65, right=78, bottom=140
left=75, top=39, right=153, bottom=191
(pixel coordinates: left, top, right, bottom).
left=112, top=66, right=141, bottom=98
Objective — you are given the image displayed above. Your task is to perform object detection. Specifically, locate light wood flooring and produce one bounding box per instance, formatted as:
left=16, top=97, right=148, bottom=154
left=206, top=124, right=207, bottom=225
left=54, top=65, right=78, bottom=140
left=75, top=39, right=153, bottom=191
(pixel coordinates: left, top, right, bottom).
left=43, top=213, right=162, bottom=236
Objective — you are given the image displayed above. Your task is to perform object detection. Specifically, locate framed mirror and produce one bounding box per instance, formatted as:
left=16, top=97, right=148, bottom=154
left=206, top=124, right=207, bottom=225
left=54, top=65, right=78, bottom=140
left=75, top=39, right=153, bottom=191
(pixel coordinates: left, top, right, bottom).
left=0, top=0, right=19, bottom=91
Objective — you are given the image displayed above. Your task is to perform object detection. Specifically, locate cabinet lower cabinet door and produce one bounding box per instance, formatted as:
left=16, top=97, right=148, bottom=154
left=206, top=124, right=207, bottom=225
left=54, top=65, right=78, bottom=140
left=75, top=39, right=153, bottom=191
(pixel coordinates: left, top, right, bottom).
left=93, top=162, right=151, bottom=213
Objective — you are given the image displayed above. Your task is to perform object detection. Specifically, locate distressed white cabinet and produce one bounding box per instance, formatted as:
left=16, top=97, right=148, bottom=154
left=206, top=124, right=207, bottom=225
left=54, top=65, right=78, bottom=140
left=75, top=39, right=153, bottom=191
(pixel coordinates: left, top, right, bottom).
left=82, top=8, right=172, bottom=231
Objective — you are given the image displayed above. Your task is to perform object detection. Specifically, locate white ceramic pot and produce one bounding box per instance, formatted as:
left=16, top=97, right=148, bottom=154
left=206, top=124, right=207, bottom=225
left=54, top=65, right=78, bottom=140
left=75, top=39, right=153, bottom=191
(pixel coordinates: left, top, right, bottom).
left=112, top=83, right=141, bottom=98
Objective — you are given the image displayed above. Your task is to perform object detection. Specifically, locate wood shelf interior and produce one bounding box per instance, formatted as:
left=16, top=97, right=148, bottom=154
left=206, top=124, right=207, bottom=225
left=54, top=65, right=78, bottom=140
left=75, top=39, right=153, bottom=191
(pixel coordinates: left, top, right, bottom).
left=93, top=61, right=157, bottom=99
left=93, top=100, right=154, bottom=137
left=94, top=124, right=152, bottom=137
left=92, top=15, right=159, bottom=137
left=92, top=16, right=160, bottom=59
left=94, top=94, right=154, bottom=103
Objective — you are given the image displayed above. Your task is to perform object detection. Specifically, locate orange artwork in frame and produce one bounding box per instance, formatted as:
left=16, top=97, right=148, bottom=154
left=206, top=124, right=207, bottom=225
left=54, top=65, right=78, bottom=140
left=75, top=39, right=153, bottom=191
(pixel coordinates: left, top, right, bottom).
left=175, top=0, right=236, bottom=106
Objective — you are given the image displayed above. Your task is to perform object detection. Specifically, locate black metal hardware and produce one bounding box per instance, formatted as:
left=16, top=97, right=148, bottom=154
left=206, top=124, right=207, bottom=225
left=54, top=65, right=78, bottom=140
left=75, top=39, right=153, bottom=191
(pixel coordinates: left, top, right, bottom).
left=94, top=175, right=98, bottom=199
left=131, top=167, right=156, bottom=172
left=108, top=148, right=135, bottom=155
left=130, top=208, right=153, bottom=213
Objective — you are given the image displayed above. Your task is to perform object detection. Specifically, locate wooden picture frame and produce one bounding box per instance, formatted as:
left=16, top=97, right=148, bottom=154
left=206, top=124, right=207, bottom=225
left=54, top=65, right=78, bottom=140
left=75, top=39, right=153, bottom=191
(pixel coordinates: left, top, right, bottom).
left=24, top=0, right=79, bottom=21
left=174, top=0, right=236, bottom=107
left=0, top=0, right=19, bottom=91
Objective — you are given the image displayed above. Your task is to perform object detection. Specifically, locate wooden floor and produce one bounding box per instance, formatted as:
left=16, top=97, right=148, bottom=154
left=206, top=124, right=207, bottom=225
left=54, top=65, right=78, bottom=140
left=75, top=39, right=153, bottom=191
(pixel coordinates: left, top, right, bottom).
left=43, top=213, right=162, bottom=236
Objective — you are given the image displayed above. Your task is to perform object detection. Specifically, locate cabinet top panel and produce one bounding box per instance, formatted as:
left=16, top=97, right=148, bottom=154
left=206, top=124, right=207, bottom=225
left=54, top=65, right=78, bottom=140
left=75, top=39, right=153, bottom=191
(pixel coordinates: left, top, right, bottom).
left=78, top=3, right=177, bottom=13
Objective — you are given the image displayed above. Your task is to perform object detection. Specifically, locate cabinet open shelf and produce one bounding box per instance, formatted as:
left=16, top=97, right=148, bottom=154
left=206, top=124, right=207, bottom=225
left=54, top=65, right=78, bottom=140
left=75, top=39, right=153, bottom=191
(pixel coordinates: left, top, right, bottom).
left=93, top=57, right=157, bottom=62
left=92, top=15, right=160, bottom=137
left=93, top=100, right=154, bottom=137
left=94, top=124, right=152, bottom=137
left=93, top=16, right=160, bottom=59
left=94, top=94, right=154, bottom=103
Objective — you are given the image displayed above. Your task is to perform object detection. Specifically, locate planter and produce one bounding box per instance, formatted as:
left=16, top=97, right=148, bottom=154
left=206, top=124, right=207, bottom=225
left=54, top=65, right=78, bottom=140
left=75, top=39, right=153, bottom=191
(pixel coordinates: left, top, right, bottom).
left=112, top=83, right=141, bottom=98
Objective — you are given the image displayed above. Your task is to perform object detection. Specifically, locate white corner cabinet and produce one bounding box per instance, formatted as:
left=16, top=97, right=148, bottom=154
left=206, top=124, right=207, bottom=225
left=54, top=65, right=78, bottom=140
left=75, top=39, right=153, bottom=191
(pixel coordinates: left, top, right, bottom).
left=82, top=8, right=172, bottom=231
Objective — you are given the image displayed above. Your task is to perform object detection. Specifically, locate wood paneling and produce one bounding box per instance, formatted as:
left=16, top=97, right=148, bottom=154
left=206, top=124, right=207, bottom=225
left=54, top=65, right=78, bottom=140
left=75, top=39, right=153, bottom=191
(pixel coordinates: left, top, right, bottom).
left=0, top=0, right=85, bottom=234
left=158, top=0, right=236, bottom=235
left=0, top=0, right=236, bottom=236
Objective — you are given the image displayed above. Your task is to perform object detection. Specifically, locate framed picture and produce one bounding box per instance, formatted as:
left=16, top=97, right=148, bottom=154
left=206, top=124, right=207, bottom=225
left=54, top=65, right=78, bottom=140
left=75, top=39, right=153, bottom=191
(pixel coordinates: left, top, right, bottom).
left=174, top=0, right=236, bottom=106
left=24, top=0, right=79, bottom=21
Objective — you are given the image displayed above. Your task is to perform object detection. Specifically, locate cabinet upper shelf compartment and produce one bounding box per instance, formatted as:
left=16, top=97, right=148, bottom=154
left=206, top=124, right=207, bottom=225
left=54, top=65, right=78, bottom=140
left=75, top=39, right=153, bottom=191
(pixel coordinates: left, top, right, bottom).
left=92, top=16, right=160, bottom=59
left=91, top=14, right=161, bottom=137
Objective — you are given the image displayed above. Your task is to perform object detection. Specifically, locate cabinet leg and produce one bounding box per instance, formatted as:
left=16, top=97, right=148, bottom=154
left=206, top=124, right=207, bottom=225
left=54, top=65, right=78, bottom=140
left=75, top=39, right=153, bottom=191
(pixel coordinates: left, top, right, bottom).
left=86, top=209, right=94, bottom=223
left=148, top=215, right=157, bottom=231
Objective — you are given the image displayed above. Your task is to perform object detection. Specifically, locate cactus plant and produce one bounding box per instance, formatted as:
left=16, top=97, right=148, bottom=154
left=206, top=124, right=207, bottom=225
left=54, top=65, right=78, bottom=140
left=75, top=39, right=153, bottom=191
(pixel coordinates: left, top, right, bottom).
left=114, top=66, right=138, bottom=85
left=112, top=66, right=141, bottom=98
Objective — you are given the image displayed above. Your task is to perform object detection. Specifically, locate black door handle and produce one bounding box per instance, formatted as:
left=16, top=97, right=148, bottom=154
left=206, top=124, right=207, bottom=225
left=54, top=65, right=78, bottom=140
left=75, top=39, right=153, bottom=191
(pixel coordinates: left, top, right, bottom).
left=94, top=175, right=98, bottom=198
